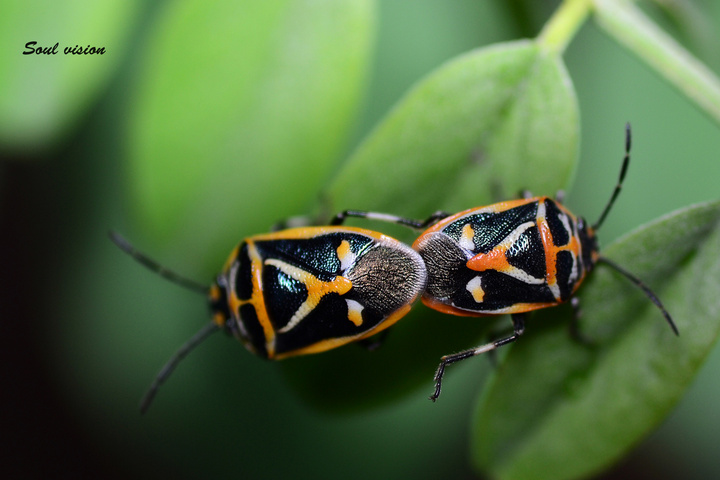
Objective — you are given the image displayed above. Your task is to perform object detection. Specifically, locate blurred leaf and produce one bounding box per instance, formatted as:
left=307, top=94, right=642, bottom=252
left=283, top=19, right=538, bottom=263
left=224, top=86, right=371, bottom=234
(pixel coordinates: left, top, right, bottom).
left=325, top=40, right=579, bottom=220
left=472, top=200, right=720, bottom=480
left=0, top=0, right=140, bottom=150
left=127, top=0, right=374, bottom=261
left=282, top=40, right=580, bottom=410
left=593, top=0, right=720, bottom=125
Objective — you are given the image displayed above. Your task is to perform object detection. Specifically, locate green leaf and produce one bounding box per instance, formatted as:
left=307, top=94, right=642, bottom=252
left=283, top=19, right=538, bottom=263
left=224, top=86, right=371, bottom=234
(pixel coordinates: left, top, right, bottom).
left=282, top=40, right=580, bottom=411
left=127, top=0, right=374, bottom=262
left=0, top=0, right=140, bottom=150
left=472, top=200, right=720, bottom=480
left=325, top=40, right=580, bottom=220
left=592, top=0, right=720, bottom=126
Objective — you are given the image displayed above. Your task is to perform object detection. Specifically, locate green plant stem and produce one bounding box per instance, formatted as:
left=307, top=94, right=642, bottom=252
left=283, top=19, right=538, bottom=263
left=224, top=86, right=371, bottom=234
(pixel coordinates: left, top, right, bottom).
left=538, top=0, right=591, bottom=55
left=593, top=0, right=720, bottom=125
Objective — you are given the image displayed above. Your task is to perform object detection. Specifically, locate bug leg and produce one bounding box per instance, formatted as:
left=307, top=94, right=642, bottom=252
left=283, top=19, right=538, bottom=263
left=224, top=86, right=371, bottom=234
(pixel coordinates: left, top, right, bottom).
left=520, top=189, right=533, bottom=199
left=486, top=345, right=500, bottom=368
left=555, top=190, right=566, bottom=204
left=430, top=314, right=526, bottom=402
left=330, top=210, right=449, bottom=229
left=484, top=325, right=515, bottom=368
left=420, top=211, right=452, bottom=227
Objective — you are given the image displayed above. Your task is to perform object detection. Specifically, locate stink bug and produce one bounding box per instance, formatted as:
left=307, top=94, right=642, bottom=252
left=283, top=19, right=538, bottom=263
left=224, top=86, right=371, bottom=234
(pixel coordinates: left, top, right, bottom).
left=111, top=226, right=427, bottom=412
left=331, top=124, right=678, bottom=400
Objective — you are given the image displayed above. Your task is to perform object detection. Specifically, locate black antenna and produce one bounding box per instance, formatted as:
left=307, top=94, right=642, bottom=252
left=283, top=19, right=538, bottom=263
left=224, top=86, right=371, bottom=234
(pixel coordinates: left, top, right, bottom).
left=593, top=123, right=632, bottom=231
left=588, top=125, right=678, bottom=336
left=109, top=231, right=208, bottom=295
left=139, top=323, right=220, bottom=414
left=597, top=257, right=679, bottom=336
left=109, top=231, right=220, bottom=412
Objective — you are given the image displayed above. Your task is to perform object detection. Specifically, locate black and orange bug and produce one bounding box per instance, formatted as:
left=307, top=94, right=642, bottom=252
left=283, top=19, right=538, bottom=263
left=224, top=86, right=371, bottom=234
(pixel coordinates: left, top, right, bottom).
left=111, top=226, right=427, bottom=412
left=331, top=124, right=679, bottom=400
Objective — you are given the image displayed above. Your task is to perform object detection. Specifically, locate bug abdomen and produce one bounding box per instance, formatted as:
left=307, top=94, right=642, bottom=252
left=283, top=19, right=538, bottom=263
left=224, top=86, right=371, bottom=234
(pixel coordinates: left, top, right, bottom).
left=416, top=231, right=558, bottom=315
left=414, top=198, right=586, bottom=315
left=223, top=229, right=426, bottom=359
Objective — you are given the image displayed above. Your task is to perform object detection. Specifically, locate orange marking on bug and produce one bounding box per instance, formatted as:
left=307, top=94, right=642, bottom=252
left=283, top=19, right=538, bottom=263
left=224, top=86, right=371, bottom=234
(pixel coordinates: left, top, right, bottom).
left=336, top=240, right=356, bottom=271
left=421, top=297, right=491, bottom=317
left=418, top=198, right=540, bottom=236
left=212, top=312, right=226, bottom=327
left=460, top=223, right=475, bottom=250
left=466, top=221, right=538, bottom=282
left=229, top=241, right=277, bottom=357
left=346, top=299, right=364, bottom=326
left=537, top=204, right=582, bottom=297
left=266, top=258, right=353, bottom=334
left=209, top=284, right=226, bottom=328
left=221, top=245, right=240, bottom=273
left=250, top=226, right=388, bottom=242
left=466, top=246, right=513, bottom=272
left=274, top=302, right=413, bottom=360
left=466, top=276, right=485, bottom=303
left=421, top=296, right=558, bottom=316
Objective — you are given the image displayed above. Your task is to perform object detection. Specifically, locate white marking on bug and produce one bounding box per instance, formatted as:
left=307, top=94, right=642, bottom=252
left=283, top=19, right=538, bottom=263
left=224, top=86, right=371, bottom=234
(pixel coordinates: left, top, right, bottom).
left=498, top=221, right=545, bottom=284
left=548, top=280, right=561, bottom=300
left=265, top=259, right=316, bottom=333
left=336, top=240, right=357, bottom=272
left=460, top=223, right=475, bottom=251
left=536, top=200, right=546, bottom=224
left=503, top=265, right=545, bottom=285
left=265, top=258, right=352, bottom=334
left=365, top=212, right=405, bottom=223
left=474, top=342, right=496, bottom=355
left=559, top=213, right=579, bottom=284
left=346, top=299, right=364, bottom=326
left=536, top=201, right=561, bottom=298
left=466, top=276, right=485, bottom=303
left=559, top=213, right=572, bottom=239
left=279, top=303, right=315, bottom=333
left=501, top=222, right=535, bottom=253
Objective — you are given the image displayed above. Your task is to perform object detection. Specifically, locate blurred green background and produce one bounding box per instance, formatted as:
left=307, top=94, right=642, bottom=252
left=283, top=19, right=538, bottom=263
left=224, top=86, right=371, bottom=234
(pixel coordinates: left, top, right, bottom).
left=2, top=1, right=719, bottom=479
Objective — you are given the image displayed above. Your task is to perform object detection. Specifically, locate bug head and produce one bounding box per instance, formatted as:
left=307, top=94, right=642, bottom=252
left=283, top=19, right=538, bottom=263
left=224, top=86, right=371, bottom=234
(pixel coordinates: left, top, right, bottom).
left=576, top=215, right=600, bottom=270
left=209, top=274, right=233, bottom=334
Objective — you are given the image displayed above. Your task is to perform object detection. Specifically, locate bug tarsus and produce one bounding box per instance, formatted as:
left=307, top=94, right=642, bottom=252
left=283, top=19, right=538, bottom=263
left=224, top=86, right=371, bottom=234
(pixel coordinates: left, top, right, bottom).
left=430, top=314, right=526, bottom=402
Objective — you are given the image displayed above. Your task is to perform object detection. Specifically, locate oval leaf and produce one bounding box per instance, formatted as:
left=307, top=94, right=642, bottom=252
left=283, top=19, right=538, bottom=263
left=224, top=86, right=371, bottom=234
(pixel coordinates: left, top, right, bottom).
left=127, top=0, right=374, bottom=262
left=325, top=40, right=579, bottom=219
left=471, top=200, right=720, bottom=480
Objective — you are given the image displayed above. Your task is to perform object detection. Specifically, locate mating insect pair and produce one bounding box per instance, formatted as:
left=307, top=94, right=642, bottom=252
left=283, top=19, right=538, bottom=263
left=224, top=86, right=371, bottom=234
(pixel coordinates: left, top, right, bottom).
left=113, top=124, right=678, bottom=413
